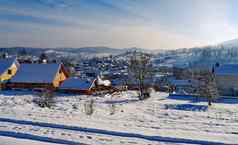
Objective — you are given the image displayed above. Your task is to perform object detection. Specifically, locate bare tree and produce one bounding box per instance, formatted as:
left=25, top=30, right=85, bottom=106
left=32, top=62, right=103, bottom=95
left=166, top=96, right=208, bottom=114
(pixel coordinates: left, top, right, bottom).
left=128, top=51, right=154, bottom=100
left=197, top=70, right=219, bottom=106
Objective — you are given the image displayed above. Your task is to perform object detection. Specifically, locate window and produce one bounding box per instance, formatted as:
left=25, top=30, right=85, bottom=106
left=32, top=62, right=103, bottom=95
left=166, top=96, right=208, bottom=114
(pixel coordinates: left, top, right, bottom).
left=7, top=69, right=12, bottom=75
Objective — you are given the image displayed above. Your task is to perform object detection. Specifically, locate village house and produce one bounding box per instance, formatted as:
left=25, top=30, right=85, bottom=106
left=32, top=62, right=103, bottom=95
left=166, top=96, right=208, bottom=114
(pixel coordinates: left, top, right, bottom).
left=214, top=64, right=238, bottom=96
left=59, top=78, right=95, bottom=94
left=8, top=63, right=69, bottom=90
left=169, top=79, right=199, bottom=95
left=59, top=75, right=118, bottom=94
left=0, top=57, right=19, bottom=84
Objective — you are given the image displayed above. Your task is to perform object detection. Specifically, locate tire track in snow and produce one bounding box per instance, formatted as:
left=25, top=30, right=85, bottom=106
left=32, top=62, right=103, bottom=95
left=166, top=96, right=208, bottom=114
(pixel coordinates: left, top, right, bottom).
left=0, top=117, right=235, bottom=145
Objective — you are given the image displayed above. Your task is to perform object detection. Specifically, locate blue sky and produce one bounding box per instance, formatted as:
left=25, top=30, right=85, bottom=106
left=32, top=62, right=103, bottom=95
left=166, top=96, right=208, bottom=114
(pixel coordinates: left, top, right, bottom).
left=1, top=0, right=238, bottom=49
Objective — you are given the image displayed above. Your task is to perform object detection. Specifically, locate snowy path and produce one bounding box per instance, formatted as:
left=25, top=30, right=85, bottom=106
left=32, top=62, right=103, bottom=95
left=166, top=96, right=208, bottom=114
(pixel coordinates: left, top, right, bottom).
left=0, top=117, right=235, bottom=145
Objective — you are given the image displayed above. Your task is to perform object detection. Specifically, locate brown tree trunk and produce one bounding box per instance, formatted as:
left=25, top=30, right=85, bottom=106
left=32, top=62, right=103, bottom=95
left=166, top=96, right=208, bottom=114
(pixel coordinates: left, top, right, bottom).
left=208, top=98, right=212, bottom=106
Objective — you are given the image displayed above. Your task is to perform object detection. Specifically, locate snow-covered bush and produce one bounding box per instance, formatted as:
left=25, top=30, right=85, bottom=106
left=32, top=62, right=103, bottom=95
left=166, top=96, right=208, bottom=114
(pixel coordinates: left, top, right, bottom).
left=72, top=104, right=78, bottom=109
left=34, top=90, right=55, bottom=108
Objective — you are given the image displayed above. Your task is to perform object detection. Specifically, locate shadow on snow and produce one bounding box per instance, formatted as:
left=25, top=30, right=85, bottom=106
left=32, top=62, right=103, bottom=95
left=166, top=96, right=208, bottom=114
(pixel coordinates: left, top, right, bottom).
left=168, top=94, right=208, bottom=102
left=0, top=117, right=234, bottom=145
left=164, top=104, right=208, bottom=112
left=103, top=99, right=139, bottom=104
left=168, top=94, right=238, bottom=104
left=0, top=130, right=85, bottom=145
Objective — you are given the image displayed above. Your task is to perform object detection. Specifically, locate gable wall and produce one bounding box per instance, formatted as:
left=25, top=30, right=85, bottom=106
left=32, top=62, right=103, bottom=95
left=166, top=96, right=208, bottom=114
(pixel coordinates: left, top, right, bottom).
left=0, top=63, right=18, bottom=82
left=53, top=66, right=69, bottom=87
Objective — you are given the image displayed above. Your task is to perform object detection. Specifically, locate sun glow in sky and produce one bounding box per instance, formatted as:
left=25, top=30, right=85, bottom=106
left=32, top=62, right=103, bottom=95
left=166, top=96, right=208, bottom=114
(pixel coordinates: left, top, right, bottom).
left=1, top=0, right=238, bottom=49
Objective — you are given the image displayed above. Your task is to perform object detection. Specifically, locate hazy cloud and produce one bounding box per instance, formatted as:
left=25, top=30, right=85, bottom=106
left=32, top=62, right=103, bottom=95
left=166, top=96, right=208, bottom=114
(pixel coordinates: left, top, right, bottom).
left=0, top=0, right=237, bottom=49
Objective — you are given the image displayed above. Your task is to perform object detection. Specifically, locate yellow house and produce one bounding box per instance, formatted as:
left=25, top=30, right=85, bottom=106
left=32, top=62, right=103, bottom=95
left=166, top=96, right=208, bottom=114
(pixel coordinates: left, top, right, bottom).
left=9, top=63, right=69, bottom=89
left=0, top=58, right=19, bottom=82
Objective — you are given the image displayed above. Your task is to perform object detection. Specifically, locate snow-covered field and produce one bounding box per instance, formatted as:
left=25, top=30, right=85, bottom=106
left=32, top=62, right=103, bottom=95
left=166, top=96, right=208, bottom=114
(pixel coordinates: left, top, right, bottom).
left=0, top=90, right=237, bottom=145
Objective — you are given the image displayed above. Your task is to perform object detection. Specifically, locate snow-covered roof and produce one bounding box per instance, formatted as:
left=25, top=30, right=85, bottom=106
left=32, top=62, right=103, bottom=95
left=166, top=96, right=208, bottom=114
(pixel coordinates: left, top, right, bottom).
left=215, top=64, right=238, bottom=75
left=60, top=78, right=92, bottom=90
left=11, top=63, right=60, bottom=83
left=0, top=57, right=16, bottom=75
left=96, top=76, right=111, bottom=86
left=169, top=79, right=194, bottom=86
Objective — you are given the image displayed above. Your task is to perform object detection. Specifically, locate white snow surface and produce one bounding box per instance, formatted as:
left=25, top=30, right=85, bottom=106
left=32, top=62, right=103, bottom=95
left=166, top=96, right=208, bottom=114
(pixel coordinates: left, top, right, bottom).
left=0, top=90, right=237, bottom=145
left=0, top=136, right=58, bottom=145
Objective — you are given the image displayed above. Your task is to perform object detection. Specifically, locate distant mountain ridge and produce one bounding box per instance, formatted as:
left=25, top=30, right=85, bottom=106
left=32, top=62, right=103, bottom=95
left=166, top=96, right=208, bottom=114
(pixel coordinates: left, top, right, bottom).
left=0, top=46, right=156, bottom=59
left=1, top=38, right=238, bottom=69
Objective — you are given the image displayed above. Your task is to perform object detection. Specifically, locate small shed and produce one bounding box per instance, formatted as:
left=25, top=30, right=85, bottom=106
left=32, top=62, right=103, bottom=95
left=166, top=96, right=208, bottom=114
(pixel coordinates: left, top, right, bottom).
left=58, top=78, right=94, bottom=94
left=8, top=63, right=69, bottom=89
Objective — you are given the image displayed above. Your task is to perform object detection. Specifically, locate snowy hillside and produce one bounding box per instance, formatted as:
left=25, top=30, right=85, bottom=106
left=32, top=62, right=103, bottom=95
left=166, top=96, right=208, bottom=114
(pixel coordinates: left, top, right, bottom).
left=0, top=91, right=237, bottom=144
left=220, top=39, right=238, bottom=48
left=155, top=43, right=238, bottom=69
